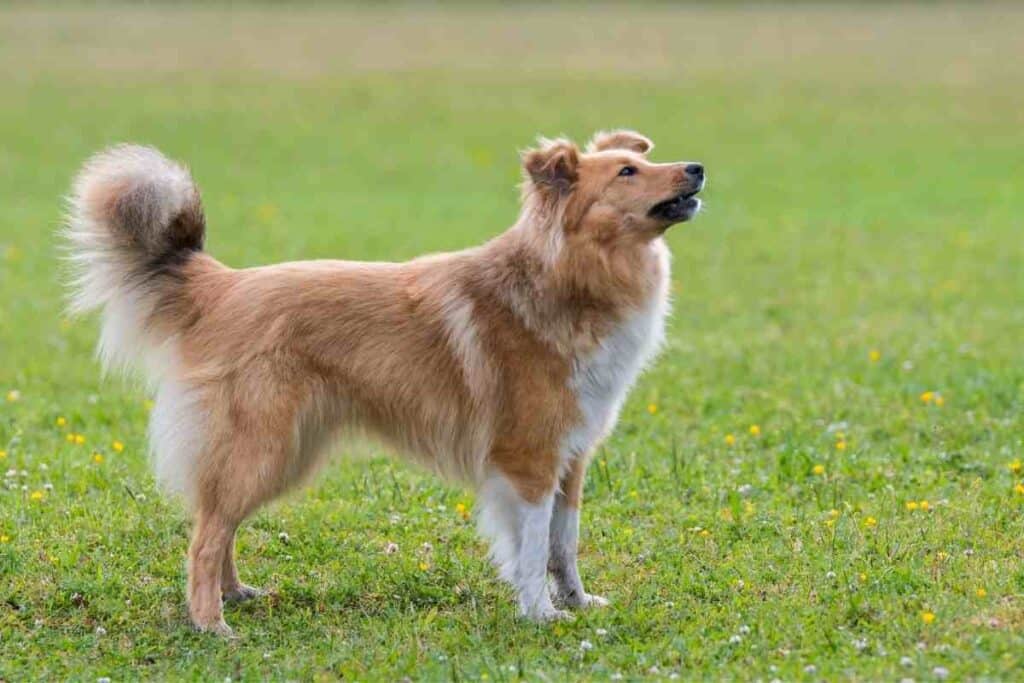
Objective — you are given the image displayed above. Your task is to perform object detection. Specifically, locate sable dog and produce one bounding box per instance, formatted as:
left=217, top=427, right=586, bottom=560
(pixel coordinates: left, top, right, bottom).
left=65, top=131, right=704, bottom=634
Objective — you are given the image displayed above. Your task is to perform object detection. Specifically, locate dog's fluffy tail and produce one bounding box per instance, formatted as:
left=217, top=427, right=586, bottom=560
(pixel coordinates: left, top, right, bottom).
left=64, top=144, right=205, bottom=378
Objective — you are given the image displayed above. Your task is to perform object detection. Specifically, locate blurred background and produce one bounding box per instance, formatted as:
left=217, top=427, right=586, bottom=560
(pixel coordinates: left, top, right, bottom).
left=2, top=3, right=1023, bottom=680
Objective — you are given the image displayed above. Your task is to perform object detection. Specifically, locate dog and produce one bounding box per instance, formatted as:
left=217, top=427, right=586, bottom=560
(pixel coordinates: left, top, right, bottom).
left=64, top=130, right=704, bottom=634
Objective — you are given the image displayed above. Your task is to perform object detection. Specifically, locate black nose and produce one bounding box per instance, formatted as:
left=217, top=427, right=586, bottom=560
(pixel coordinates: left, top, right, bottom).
left=685, top=163, right=704, bottom=178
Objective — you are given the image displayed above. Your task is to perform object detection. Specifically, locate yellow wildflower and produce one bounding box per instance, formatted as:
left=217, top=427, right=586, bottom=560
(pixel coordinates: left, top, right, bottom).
left=920, top=391, right=934, bottom=404
left=828, top=509, right=840, bottom=519
left=749, top=424, right=761, bottom=437
left=699, top=529, right=711, bottom=538
left=934, top=394, right=944, bottom=406
left=455, top=502, right=470, bottom=520
left=812, top=464, right=826, bottom=476
left=724, top=434, right=736, bottom=446
left=0, top=450, right=6, bottom=460
left=863, top=516, right=878, bottom=529
left=859, top=572, right=867, bottom=582
left=257, top=203, right=279, bottom=223
left=921, top=611, right=935, bottom=625
left=919, top=500, right=930, bottom=511
left=66, top=433, right=75, bottom=443
left=0, top=534, right=9, bottom=543
left=92, top=453, right=104, bottom=464
left=647, top=403, right=658, bottom=415
left=1009, top=460, right=1022, bottom=474
left=30, top=490, right=44, bottom=501
left=869, top=349, right=881, bottom=363
left=1014, top=483, right=1024, bottom=495
left=976, top=588, right=987, bottom=598
left=835, top=440, right=847, bottom=451
left=906, top=501, right=919, bottom=511
left=419, top=561, right=429, bottom=571
left=5, top=390, right=20, bottom=403
left=74, top=434, right=85, bottom=445
left=112, top=441, right=124, bottom=453
left=56, top=417, right=67, bottom=428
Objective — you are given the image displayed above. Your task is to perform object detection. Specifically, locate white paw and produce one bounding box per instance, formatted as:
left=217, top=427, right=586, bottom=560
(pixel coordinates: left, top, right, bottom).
left=580, top=593, right=610, bottom=609
left=554, top=589, right=611, bottom=610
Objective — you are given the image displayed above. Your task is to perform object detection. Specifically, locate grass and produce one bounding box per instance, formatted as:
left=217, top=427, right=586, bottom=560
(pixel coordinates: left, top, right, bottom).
left=2, top=3, right=1024, bottom=680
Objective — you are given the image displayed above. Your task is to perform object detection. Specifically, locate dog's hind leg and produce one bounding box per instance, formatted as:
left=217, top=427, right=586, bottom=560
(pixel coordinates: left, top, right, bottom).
left=221, top=528, right=263, bottom=602
left=188, top=507, right=239, bottom=636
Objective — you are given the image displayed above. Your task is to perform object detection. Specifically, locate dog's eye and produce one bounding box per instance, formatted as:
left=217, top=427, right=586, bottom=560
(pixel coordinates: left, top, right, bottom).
left=618, top=166, right=637, bottom=177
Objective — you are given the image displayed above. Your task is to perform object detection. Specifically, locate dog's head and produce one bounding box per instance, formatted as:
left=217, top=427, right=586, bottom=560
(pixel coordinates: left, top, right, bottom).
left=521, top=130, right=704, bottom=243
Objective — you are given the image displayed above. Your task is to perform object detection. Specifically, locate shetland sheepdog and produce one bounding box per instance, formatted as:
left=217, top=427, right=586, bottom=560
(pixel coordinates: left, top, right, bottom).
left=65, top=130, right=704, bottom=634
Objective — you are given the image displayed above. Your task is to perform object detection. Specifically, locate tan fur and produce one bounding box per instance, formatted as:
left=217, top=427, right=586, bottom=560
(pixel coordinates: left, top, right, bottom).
left=66, top=131, right=704, bottom=632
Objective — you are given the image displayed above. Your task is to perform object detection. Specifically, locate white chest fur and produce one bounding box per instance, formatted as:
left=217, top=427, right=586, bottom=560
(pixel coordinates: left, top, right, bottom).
left=560, top=244, right=670, bottom=463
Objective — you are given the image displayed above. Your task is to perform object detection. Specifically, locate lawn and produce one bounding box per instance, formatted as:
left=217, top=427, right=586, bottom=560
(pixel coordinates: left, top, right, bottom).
left=2, top=3, right=1024, bottom=681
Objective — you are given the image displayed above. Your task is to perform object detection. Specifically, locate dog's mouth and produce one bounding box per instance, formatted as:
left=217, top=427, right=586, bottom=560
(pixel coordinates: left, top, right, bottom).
left=649, top=184, right=703, bottom=224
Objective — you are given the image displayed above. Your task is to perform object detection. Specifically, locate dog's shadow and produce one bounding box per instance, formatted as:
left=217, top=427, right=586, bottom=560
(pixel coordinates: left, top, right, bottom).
left=224, top=573, right=498, bottom=623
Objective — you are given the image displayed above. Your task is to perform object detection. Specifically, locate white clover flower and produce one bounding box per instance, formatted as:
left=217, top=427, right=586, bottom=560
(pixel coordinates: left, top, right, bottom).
left=385, top=542, right=399, bottom=555
left=933, top=667, right=949, bottom=680
left=900, top=656, right=913, bottom=668
left=595, top=628, right=608, bottom=636
left=95, top=626, right=107, bottom=636
left=43, top=483, right=53, bottom=491
left=853, top=638, right=868, bottom=652
left=804, top=665, right=817, bottom=674
left=580, top=639, right=594, bottom=651
left=278, top=532, right=290, bottom=543
left=826, top=571, right=837, bottom=580
left=739, top=624, right=751, bottom=635
left=729, top=635, right=742, bottom=645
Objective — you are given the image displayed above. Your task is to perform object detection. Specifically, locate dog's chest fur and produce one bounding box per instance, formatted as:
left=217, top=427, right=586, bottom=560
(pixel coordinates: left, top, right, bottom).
left=560, top=246, right=670, bottom=463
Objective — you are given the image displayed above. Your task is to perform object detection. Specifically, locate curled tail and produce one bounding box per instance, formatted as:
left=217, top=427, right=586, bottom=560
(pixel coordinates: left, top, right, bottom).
left=64, top=144, right=205, bottom=377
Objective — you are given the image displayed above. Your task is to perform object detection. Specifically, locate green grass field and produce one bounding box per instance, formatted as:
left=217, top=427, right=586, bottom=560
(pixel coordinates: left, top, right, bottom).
left=2, top=4, right=1024, bottom=680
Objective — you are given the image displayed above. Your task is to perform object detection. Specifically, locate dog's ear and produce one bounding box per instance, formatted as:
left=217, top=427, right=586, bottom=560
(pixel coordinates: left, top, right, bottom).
left=522, top=138, right=579, bottom=194
left=585, top=130, right=654, bottom=155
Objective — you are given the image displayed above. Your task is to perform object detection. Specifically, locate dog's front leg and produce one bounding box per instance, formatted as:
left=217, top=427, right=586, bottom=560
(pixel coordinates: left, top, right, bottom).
left=513, top=490, right=570, bottom=621
left=548, top=457, right=609, bottom=609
